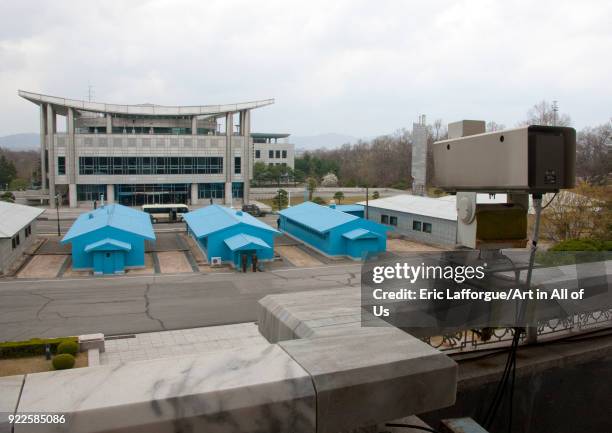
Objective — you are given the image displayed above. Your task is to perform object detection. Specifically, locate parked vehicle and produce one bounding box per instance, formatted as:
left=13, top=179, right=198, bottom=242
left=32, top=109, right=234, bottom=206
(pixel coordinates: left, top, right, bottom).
left=242, top=204, right=264, bottom=217
left=141, top=204, right=189, bottom=223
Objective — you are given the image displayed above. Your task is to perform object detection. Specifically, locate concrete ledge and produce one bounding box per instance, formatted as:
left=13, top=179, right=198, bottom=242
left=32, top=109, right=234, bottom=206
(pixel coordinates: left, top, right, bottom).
left=86, top=348, right=100, bottom=367
left=0, top=375, right=24, bottom=433
left=78, top=333, right=105, bottom=353
left=15, top=346, right=316, bottom=433
left=258, top=287, right=458, bottom=433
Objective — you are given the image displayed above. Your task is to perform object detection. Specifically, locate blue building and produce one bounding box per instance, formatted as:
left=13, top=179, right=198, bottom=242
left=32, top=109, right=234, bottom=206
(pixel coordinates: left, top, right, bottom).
left=62, top=204, right=155, bottom=275
left=184, top=205, right=279, bottom=269
left=279, top=201, right=389, bottom=259
left=330, top=203, right=365, bottom=218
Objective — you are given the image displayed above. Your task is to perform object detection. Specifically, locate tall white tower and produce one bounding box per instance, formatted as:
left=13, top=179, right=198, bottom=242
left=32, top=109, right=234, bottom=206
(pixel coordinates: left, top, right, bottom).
left=411, top=115, right=427, bottom=196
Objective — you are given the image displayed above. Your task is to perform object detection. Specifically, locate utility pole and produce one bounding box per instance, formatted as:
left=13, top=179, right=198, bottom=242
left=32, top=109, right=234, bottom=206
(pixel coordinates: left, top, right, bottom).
left=365, top=185, right=369, bottom=219
left=55, top=194, right=61, bottom=236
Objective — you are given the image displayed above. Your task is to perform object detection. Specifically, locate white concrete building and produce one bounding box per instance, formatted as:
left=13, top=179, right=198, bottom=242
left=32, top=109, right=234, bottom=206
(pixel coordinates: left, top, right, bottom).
left=252, top=133, right=295, bottom=169
left=360, top=193, right=509, bottom=247
left=19, top=90, right=293, bottom=208
left=0, top=201, right=43, bottom=274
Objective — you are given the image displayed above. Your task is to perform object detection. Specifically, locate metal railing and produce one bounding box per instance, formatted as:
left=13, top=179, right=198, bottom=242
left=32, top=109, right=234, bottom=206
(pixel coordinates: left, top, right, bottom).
left=423, top=309, right=612, bottom=353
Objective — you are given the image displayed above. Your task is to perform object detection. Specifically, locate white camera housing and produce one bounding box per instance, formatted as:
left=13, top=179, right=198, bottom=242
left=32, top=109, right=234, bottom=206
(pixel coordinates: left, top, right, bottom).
left=432, top=125, right=576, bottom=193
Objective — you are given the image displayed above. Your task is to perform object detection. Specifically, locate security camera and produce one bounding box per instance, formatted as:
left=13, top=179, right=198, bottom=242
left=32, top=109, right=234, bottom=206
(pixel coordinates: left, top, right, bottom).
left=432, top=125, right=576, bottom=193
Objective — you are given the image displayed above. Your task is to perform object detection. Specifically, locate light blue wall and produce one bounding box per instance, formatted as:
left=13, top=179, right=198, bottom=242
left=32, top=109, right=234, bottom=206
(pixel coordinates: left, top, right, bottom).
left=69, top=226, right=148, bottom=270
left=279, top=215, right=387, bottom=258
left=190, top=223, right=276, bottom=266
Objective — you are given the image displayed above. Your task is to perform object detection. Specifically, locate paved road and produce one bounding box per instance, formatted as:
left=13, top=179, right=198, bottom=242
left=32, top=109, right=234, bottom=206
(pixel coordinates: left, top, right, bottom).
left=0, top=263, right=362, bottom=341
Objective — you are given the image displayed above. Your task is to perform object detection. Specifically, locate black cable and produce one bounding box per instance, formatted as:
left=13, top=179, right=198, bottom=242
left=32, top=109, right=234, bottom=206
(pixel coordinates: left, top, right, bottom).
left=482, top=328, right=521, bottom=430
left=385, top=423, right=440, bottom=433
left=541, top=192, right=558, bottom=210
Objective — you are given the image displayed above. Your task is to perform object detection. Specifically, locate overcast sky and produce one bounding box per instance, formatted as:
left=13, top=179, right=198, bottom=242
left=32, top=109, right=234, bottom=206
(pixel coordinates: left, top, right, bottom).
left=0, top=0, right=610, bottom=137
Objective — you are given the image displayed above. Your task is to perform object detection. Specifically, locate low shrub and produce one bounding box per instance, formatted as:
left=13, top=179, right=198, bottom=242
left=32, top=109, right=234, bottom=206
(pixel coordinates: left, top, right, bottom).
left=549, top=239, right=612, bottom=252
left=0, top=337, right=78, bottom=359
left=52, top=353, right=75, bottom=370
left=57, top=340, right=79, bottom=356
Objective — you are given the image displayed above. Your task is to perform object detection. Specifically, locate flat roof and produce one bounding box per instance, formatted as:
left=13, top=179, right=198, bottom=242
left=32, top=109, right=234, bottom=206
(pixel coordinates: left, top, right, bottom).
left=251, top=133, right=290, bottom=139
left=359, top=195, right=458, bottom=221
left=18, top=90, right=274, bottom=117
left=0, top=201, right=44, bottom=238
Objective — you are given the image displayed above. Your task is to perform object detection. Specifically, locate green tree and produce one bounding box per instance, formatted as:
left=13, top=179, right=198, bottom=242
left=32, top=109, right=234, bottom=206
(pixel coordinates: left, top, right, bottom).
left=0, top=154, right=17, bottom=189
left=372, top=191, right=380, bottom=199
left=312, top=196, right=326, bottom=205
left=9, top=178, right=28, bottom=191
left=333, top=191, right=344, bottom=204
left=253, top=162, right=269, bottom=185
left=306, top=177, right=318, bottom=200
left=273, top=188, right=288, bottom=210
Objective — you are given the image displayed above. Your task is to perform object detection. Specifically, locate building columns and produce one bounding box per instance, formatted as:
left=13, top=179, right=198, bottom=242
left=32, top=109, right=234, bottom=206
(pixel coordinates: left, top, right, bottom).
left=190, top=183, right=198, bottom=206
left=224, top=112, right=233, bottom=205
left=106, top=184, right=114, bottom=204
left=225, top=182, right=233, bottom=206
left=240, top=110, right=251, bottom=205
left=46, top=104, right=56, bottom=208
left=68, top=184, right=77, bottom=208
left=67, top=107, right=77, bottom=208
left=106, top=114, right=112, bottom=133
left=39, top=104, right=47, bottom=190
left=191, top=117, right=197, bottom=135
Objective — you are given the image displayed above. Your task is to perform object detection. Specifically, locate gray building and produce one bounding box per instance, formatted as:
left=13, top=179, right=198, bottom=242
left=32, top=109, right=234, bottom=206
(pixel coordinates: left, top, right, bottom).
left=19, top=90, right=294, bottom=208
left=361, top=194, right=512, bottom=247
left=361, top=195, right=458, bottom=246
left=0, top=201, right=43, bottom=275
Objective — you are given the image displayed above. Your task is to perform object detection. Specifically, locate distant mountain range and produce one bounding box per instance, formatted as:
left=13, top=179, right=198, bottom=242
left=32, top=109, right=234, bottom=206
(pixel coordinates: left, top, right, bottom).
left=0, top=132, right=368, bottom=153
left=0, top=133, right=39, bottom=151
left=291, top=133, right=366, bottom=152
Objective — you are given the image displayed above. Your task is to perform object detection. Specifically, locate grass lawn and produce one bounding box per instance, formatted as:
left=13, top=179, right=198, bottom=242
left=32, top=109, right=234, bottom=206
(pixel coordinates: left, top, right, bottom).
left=0, top=353, right=88, bottom=377
left=260, top=195, right=368, bottom=211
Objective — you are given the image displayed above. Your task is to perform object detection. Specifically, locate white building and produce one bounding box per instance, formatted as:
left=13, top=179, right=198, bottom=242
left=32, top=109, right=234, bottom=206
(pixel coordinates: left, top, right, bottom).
left=19, top=90, right=293, bottom=208
left=360, top=193, right=509, bottom=247
left=0, top=201, right=43, bottom=274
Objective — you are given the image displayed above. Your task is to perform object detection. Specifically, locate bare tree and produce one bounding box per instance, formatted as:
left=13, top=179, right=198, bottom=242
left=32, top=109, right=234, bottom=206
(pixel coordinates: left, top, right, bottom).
left=486, top=121, right=505, bottom=132
left=540, top=183, right=608, bottom=241
left=576, top=120, right=611, bottom=185
left=522, top=100, right=571, bottom=126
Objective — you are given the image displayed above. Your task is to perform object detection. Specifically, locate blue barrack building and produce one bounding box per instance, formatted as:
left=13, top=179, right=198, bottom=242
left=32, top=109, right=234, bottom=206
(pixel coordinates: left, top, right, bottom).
left=279, top=201, right=389, bottom=259
left=62, top=204, right=155, bottom=275
left=184, top=205, right=279, bottom=269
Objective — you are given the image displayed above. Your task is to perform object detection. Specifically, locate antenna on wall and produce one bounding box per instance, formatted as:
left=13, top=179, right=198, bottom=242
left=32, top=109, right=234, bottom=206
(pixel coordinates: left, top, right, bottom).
left=87, top=83, right=95, bottom=102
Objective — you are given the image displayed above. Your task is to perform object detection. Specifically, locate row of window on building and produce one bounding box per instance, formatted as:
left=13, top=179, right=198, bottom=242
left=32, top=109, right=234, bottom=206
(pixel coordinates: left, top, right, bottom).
left=254, top=150, right=287, bottom=159
left=57, top=156, right=245, bottom=176
left=75, top=183, right=245, bottom=203
left=11, top=225, right=32, bottom=250
left=380, top=214, right=432, bottom=233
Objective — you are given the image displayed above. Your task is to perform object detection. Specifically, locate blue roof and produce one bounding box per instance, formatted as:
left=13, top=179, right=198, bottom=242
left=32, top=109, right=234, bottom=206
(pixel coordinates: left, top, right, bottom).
left=84, top=238, right=132, bottom=252
left=184, top=205, right=278, bottom=238
left=224, top=234, right=271, bottom=251
left=342, top=228, right=380, bottom=240
left=332, top=204, right=364, bottom=213
left=62, top=204, right=155, bottom=243
left=279, top=201, right=358, bottom=233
